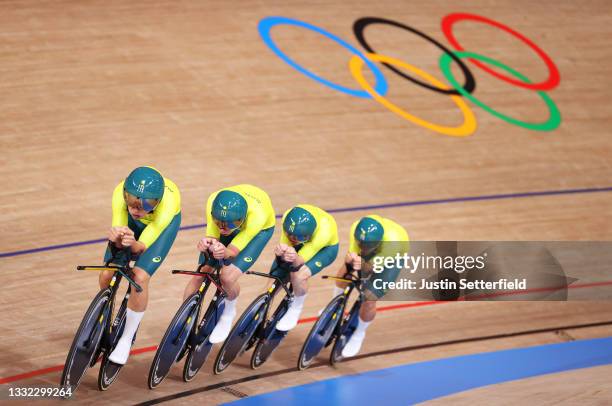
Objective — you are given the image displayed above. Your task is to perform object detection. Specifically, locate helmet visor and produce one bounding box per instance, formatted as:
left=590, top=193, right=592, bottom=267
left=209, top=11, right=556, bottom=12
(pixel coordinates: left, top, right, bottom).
left=124, top=191, right=160, bottom=212
left=287, top=232, right=311, bottom=244
left=357, top=240, right=381, bottom=255
left=213, top=218, right=244, bottom=232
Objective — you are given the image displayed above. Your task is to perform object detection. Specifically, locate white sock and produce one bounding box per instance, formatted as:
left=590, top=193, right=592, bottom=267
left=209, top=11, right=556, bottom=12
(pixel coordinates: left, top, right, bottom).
left=108, top=308, right=144, bottom=364
left=276, top=294, right=307, bottom=331
left=209, top=298, right=238, bottom=344
left=332, top=286, right=344, bottom=298
left=354, top=317, right=372, bottom=336
left=222, top=297, right=237, bottom=318
left=122, top=308, right=144, bottom=343
left=291, top=293, right=306, bottom=310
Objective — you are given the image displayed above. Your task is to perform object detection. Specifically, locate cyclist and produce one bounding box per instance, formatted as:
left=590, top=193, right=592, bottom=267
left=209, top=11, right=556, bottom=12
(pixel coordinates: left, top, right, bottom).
left=182, top=184, right=275, bottom=343
left=272, top=204, right=339, bottom=331
left=103, top=166, right=181, bottom=365
left=332, top=215, right=409, bottom=357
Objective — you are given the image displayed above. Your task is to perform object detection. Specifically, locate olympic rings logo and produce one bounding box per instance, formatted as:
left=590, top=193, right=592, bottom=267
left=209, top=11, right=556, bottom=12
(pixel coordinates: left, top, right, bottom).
left=258, top=14, right=562, bottom=137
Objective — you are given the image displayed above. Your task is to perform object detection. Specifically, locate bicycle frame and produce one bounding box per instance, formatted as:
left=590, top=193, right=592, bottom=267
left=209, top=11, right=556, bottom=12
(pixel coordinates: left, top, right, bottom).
left=61, top=242, right=143, bottom=393
left=170, top=261, right=226, bottom=346
left=245, top=270, right=293, bottom=327
left=76, top=245, right=142, bottom=347
left=321, top=264, right=366, bottom=336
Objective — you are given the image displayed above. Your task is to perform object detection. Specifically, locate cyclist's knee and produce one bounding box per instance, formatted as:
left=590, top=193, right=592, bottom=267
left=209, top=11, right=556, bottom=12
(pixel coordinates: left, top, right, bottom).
left=360, top=300, right=377, bottom=321
left=363, top=300, right=377, bottom=312
left=99, top=270, right=114, bottom=288
left=220, top=265, right=241, bottom=286
left=293, top=266, right=311, bottom=283
left=132, top=268, right=151, bottom=288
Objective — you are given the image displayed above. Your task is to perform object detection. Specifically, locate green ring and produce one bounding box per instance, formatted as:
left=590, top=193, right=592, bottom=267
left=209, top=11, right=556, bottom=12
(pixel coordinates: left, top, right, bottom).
left=439, top=51, right=561, bottom=131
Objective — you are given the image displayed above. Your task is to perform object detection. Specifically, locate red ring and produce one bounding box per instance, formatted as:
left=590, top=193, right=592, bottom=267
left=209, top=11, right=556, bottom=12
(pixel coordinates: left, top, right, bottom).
left=441, top=13, right=560, bottom=91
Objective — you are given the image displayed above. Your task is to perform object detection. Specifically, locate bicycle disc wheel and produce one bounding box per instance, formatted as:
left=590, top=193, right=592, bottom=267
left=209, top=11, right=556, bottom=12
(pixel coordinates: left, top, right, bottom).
left=97, top=300, right=129, bottom=391
left=148, top=294, right=199, bottom=389
left=97, top=355, right=123, bottom=391
left=183, top=296, right=224, bottom=382
left=330, top=299, right=361, bottom=365
left=213, top=293, right=268, bottom=375
left=298, top=294, right=345, bottom=370
left=250, top=295, right=292, bottom=369
left=60, top=288, right=112, bottom=392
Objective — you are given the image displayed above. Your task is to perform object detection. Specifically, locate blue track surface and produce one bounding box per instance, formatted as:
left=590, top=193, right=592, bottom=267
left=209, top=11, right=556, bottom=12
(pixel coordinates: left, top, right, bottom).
left=227, top=337, right=612, bottom=405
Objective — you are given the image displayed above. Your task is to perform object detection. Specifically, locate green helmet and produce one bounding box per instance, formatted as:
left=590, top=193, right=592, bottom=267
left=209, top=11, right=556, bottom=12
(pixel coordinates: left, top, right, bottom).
left=211, top=190, right=248, bottom=230
left=124, top=167, right=165, bottom=211
left=354, top=216, right=384, bottom=250
left=283, top=206, right=317, bottom=243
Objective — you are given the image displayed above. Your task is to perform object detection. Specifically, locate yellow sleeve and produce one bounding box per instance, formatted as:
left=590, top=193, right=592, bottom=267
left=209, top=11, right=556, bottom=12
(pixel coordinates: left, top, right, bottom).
left=378, top=219, right=410, bottom=257
left=138, top=212, right=171, bottom=248
left=111, top=182, right=128, bottom=227
left=230, top=212, right=267, bottom=251
left=279, top=209, right=290, bottom=245
left=348, top=220, right=360, bottom=254
left=205, top=191, right=221, bottom=239
left=297, top=240, right=325, bottom=263
left=138, top=180, right=181, bottom=248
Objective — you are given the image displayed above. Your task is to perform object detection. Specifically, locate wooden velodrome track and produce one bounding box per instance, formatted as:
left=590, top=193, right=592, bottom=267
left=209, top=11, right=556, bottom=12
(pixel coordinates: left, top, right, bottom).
left=1, top=0, right=612, bottom=404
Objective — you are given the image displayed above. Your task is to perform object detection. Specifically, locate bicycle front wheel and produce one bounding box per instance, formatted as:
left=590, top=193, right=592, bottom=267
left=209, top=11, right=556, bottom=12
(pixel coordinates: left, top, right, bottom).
left=213, top=293, right=268, bottom=375
left=298, top=294, right=345, bottom=370
left=148, top=294, right=200, bottom=389
left=60, top=288, right=112, bottom=393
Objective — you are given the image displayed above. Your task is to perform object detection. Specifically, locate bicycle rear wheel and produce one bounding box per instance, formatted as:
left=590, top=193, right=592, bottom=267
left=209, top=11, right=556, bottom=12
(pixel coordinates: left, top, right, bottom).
left=60, top=288, right=112, bottom=393
left=250, top=295, right=291, bottom=369
left=97, top=296, right=129, bottom=391
left=213, top=293, right=268, bottom=374
left=298, top=294, right=345, bottom=370
left=98, top=355, right=123, bottom=391
left=183, top=295, right=225, bottom=382
left=148, top=294, right=200, bottom=389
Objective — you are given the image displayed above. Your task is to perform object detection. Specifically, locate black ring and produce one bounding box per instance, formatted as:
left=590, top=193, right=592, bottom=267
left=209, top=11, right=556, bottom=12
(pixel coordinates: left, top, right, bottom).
left=353, top=17, right=476, bottom=96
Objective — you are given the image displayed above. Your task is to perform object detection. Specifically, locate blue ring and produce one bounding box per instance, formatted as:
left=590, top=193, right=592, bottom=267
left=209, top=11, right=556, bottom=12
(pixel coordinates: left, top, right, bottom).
left=258, top=16, right=388, bottom=98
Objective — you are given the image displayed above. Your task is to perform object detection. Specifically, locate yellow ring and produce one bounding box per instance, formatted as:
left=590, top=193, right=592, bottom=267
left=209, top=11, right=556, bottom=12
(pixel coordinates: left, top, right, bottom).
left=349, top=53, right=477, bottom=136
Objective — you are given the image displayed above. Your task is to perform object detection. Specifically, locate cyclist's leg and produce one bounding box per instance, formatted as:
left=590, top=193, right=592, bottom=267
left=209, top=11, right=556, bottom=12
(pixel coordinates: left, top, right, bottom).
left=209, top=226, right=274, bottom=343
left=277, top=244, right=339, bottom=331
left=331, top=265, right=349, bottom=299
left=99, top=269, right=114, bottom=289
left=109, top=213, right=181, bottom=364
left=108, top=266, right=149, bottom=364
left=342, top=263, right=399, bottom=357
